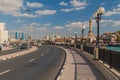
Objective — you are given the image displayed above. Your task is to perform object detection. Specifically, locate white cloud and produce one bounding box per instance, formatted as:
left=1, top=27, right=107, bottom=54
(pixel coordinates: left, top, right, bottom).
left=27, top=2, right=44, bottom=8
left=13, top=12, right=37, bottom=18
left=75, top=7, right=85, bottom=10
left=53, top=26, right=64, bottom=30
left=35, top=9, right=57, bottom=16
left=66, top=21, right=82, bottom=28
left=94, top=19, right=120, bottom=27
left=61, top=0, right=87, bottom=12
left=44, top=23, right=51, bottom=26
left=31, top=22, right=39, bottom=26
left=0, top=0, right=23, bottom=14
left=112, top=21, right=120, bottom=27
left=70, top=0, right=87, bottom=7
left=61, top=8, right=73, bottom=12
left=104, top=4, right=120, bottom=16
left=37, top=27, right=49, bottom=32
left=17, top=20, right=22, bottom=23
left=59, top=1, right=68, bottom=6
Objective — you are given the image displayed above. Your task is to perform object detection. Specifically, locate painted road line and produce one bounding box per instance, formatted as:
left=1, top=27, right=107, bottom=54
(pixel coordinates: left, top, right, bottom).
left=29, top=59, right=35, bottom=62
left=0, top=70, right=11, bottom=76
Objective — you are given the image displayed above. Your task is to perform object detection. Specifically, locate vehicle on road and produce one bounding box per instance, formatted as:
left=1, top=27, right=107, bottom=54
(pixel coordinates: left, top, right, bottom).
left=38, top=43, right=42, bottom=47
left=20, top=44, right=27, bottom=49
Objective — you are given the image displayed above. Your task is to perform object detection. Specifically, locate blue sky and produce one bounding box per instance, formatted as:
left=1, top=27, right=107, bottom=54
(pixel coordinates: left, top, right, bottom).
left=0, top=0, right=120, bottom=39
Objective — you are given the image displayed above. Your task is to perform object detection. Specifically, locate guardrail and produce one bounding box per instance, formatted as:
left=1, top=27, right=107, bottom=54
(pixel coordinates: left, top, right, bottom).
left=58, top=43, right=120, bottom=72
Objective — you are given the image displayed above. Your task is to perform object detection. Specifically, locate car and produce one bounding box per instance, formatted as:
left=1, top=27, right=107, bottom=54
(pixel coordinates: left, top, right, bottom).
left=38, top=43, right=42, bottom=47
left=20, top=44, right=27, bottom=49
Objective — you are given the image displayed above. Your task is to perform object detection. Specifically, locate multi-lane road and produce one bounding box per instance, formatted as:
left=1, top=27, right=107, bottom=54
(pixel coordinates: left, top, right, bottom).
left=0, top=46, right=65, bottom=80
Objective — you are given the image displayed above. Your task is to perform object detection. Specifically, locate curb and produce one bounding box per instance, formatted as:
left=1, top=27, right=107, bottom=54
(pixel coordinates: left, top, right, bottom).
left=0, top=47, right=38, bottom=61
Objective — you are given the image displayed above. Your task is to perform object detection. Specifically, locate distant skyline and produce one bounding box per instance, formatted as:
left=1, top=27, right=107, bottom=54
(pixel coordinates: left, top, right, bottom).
left=0, top=0, right=120, bottom=39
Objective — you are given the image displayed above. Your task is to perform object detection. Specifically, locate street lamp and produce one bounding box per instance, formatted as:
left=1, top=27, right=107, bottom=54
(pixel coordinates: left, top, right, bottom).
left=93, top=7, right=105, bottom=46
left=81, top=24, right=86, bottom=44
left=74, top=32, right=77, bottom=44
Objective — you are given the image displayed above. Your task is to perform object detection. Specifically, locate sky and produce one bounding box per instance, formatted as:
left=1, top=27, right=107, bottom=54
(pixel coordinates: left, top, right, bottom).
left=0, top=0, right=120, bottom=39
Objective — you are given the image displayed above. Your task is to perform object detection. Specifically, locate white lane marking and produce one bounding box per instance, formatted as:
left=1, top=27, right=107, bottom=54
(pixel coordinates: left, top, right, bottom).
left=41, top=54, right=44, bottom=56
left=0, top=70, right=11, bottom=76
left=29, top=59, right=35, bottom=62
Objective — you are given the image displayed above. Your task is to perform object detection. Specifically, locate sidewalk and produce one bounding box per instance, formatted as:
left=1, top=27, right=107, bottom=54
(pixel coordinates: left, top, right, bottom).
left=58, top=47, right=106, bottom=80
left=0, top=47, right=38, bottom=61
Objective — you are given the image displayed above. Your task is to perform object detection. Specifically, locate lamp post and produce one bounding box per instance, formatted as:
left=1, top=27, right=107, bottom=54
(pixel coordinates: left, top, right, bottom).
left=81, top=24, right=86, bottom=44
left=93, top=7, right=105, bottom=46
left=74, top=32, right=77, bottom=44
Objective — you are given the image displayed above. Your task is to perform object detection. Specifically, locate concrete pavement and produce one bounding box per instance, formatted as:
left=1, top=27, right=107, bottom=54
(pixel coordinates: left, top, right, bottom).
left=58, top=47, right=106, bottom=80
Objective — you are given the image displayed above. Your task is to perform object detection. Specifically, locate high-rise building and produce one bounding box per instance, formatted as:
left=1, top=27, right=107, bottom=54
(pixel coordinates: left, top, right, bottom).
left=15, top=32, right=26, bottom=40
left=0, top=23, right=8, bottom=43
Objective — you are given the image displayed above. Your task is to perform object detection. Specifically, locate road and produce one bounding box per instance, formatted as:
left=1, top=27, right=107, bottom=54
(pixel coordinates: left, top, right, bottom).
left=0, top=48, right=24, bottom=56
left=0, top=46, right=65, bottom=80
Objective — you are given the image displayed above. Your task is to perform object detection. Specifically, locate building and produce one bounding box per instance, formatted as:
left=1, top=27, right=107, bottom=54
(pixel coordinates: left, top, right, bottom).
left=0, top=23, right=8, bottom=44
left=100, top=32, right=117, bottom=43
left=15, top=32, right=26, bottom=40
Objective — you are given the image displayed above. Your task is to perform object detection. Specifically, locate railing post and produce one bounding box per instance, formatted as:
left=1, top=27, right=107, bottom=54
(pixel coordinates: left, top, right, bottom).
left=81, top=44, right=83, bottom=51
left=109, top=50, right=112, bottom=68
left=74, top=44, right=76, bottom=48
left=93, top=47, right=99, bottom=60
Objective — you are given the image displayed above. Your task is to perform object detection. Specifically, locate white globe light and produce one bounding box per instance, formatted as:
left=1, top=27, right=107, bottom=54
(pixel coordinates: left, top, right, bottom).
left=97, top=7, right=105, bottom=14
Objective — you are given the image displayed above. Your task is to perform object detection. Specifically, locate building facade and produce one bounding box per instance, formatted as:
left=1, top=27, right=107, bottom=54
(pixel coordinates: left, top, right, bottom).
left=0, top=23, right=8, bottom=44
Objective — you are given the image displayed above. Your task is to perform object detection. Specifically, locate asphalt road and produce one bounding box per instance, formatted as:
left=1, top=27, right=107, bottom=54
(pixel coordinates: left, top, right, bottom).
left=0, top=48, right=24, bottom=56
left=0, top=46, right=65, bottom=80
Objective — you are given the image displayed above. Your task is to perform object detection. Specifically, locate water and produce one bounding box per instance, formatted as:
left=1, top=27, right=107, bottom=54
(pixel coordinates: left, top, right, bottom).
left=106, top=46, right=120, bottom=52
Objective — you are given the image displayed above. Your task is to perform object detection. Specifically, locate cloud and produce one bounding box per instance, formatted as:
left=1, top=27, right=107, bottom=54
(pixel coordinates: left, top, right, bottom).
left=70, top=0, right=87, bottom=7
left=37, top=27, right=49, bottom=32
left=16, top=20, right=22, bottom=23
left=104, top=4, right=120, bottom=16
left=66, top=21, right=82, bottom=28
left=53, top=26, right=64, bottom=30
left=59, top=1, right=68, bottom=6
left=61, top=8, right=73, bottom=12
left=95, top=19, right=120, bottom=27
left=30, top=22, right=39, bottom=26
left=35, top=9, right=57, bottom=16
left=27, top=2, right=44, bottom=8
left=44, top=23, right=51, bottom=26
left=112, top=21, right=120, bottom=27
left=13, top=12, right=37, bottom=18
left=61, top=0, right=87, bottom=12
left=0, top=0, right=23, bottom=14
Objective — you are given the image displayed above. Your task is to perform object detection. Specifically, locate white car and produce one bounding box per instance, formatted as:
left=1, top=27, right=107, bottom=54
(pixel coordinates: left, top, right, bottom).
left=38, top=43, right=42, bottom=47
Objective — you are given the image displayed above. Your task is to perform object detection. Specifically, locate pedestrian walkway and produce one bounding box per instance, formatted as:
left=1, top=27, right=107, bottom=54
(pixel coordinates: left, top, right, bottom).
left=58, top=47, right=106, bottom=80
left=69, top=49, right=96, bottom=80
left=0, top=47, right=38, bottom=61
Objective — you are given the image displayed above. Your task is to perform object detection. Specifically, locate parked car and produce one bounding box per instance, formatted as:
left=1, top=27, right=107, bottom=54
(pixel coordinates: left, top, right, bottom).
left=20, top=44, right=27, bottom=49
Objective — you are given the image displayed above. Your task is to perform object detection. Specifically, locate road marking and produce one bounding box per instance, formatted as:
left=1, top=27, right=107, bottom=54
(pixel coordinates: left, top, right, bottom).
left=41, top=54, right=44, bottom=56
left=29, top=59, right=35, bottom=62
left=0, top=70, right=11, bottom=76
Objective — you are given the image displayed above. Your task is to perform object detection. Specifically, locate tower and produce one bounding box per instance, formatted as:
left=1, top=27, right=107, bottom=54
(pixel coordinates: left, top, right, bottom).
left=88, top=18, right=96, bottom=43
left=88, top=18, right=93, bottom=36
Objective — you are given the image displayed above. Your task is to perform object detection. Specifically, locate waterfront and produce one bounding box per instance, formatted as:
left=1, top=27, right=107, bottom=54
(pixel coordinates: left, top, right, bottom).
left=106, top=46, right=120, bottom=52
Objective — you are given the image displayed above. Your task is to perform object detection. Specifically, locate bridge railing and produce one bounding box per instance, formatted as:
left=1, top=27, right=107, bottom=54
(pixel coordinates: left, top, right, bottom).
left=59, top=43, right=120, bottom=72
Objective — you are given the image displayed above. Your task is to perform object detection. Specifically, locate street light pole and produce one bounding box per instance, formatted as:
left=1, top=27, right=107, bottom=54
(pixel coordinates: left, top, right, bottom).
left=74, top=32, right=77, bottom=44
left=93, top=7, right=105, bottom=46
left=81, top=24, right=86, bottom=44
